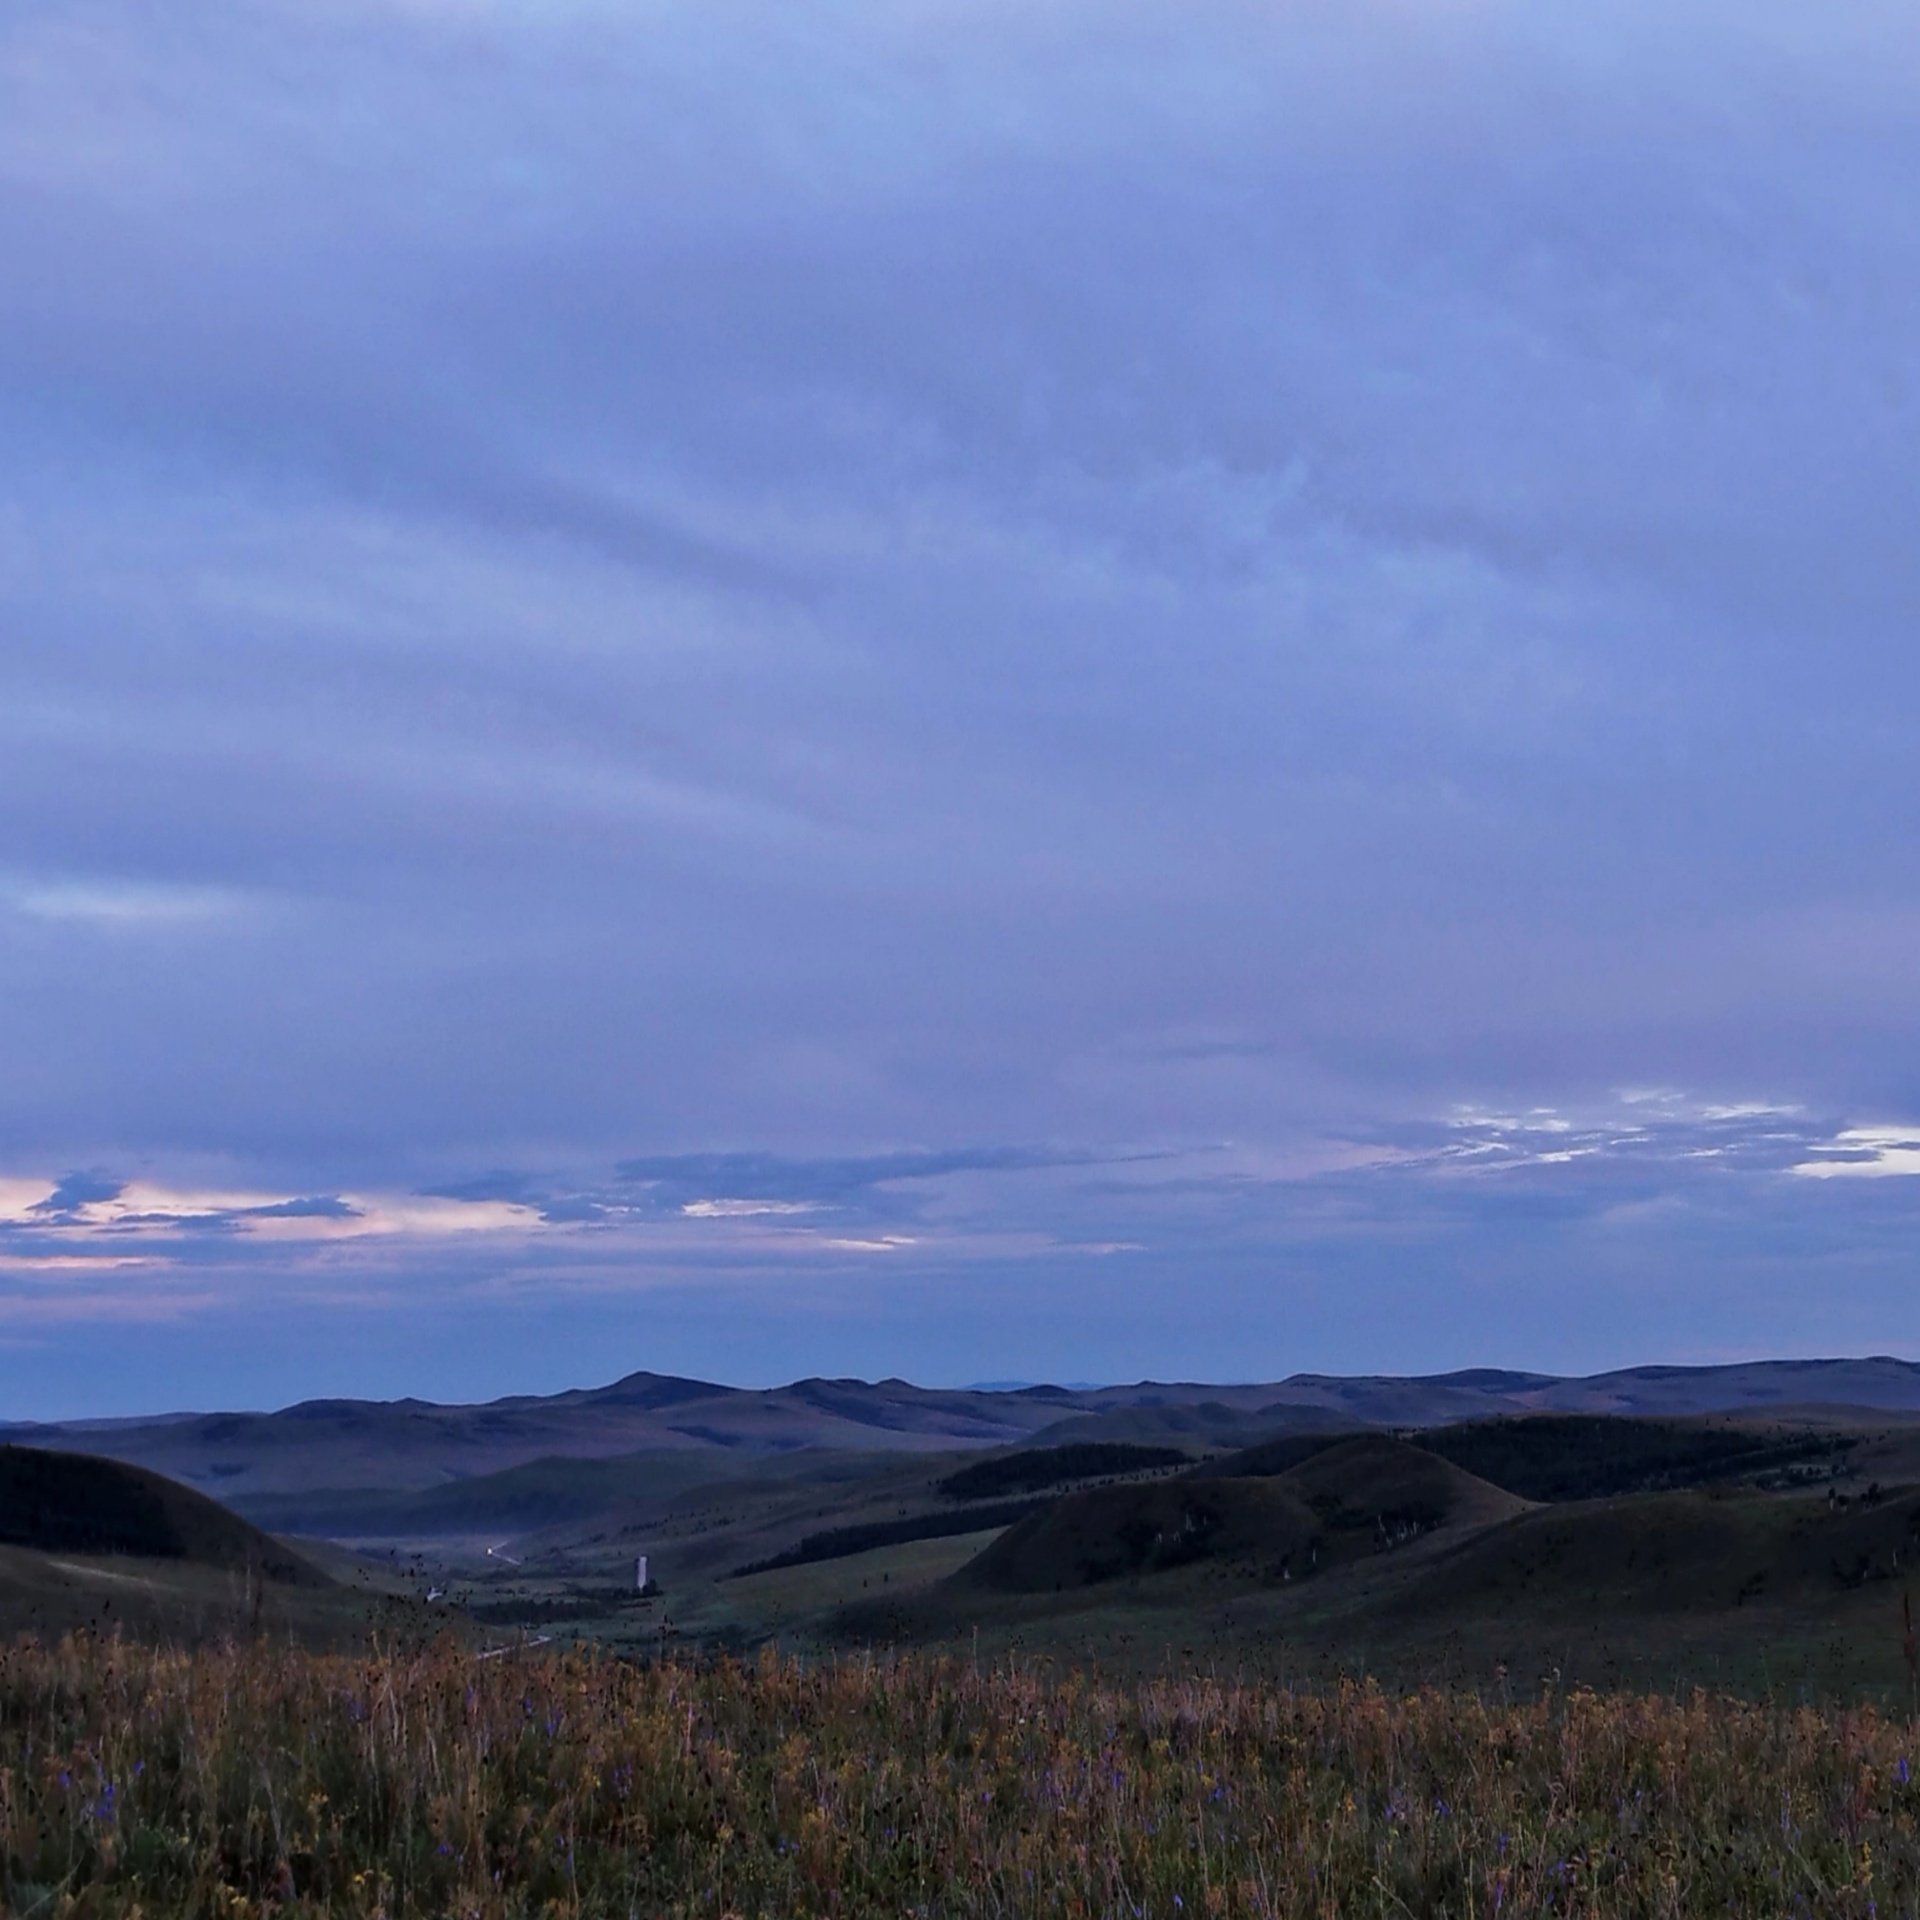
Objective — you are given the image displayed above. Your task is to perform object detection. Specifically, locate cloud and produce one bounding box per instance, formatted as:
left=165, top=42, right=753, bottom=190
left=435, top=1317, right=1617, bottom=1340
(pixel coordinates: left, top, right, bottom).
left=29, top=1171, right=125, bottom=1217
left=1793, top=1128, right=1920, bottom=1178
left=235, top=1194, right=361, bottom=1219
left=613, top=1148, right=1107, bottom=1211
left=680, top=1198, right=817, bottom=1218
left=2, top=878, right=253, bottom=928
left=5, top=0, right=1920, bottom=1407
left=7, top=1085, right=1920, bottom=1414
left=1374, top=1100, right=1833, bottom=1180
left=0, top=1176, right=528, bottom=1246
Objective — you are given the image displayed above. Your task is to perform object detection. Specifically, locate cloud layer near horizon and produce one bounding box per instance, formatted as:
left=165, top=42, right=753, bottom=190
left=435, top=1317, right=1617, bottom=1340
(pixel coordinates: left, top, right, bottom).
left=4, top=0, right=1920, bottom=1412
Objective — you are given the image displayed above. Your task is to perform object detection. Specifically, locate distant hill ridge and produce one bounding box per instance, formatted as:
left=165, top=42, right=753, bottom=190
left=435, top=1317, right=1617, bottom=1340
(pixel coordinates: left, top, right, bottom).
left=7, top=1357, right=1920, bottom=1506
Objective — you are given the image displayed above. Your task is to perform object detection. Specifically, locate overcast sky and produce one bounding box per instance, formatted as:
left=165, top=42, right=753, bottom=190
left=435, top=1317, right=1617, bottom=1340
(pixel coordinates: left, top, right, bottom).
left=4, top=0, right=1920, bottom=1416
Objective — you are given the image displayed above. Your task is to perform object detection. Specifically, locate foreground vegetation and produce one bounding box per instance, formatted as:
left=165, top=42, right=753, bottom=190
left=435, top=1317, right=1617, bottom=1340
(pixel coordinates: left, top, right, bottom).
left=3, top=1636, right=1920, bottom=1916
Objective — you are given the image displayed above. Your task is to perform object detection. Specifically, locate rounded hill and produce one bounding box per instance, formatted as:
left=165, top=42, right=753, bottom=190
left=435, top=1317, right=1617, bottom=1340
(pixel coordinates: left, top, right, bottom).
left=1273, top=1434, right=1528, bottom=1533
left=1395, top=1482, right=1920, bottom=1619
left=959, top=1476, right=1321, bottom=1592
left=0, top=1446, right=329, bottom=1587
left=960, top=1436, right=1525, bottom=1594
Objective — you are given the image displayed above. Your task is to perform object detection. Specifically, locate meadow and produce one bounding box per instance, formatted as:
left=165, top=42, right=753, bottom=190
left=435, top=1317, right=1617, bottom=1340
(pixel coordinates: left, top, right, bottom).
left=2, top=1636, right=1918, bottom=1917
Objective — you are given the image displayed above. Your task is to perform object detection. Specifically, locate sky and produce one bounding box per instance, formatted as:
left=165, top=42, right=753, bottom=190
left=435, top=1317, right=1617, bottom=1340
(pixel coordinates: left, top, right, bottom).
left=4, top=0, right=1920, bottom=1416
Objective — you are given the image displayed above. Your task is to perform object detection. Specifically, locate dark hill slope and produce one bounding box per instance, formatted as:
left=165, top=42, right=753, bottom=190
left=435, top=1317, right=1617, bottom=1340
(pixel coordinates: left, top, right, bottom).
left=0, top=1447, right=327, bottom=1588
left=1414, top=1415, right=1855, bottom=1502
left=936, top=1442, right=1189, bottom=1502
left=1276, top=1435, right=1526, bottom=1533
left=960, top=1478, right=1323, bottom=1592
left=964, top=1437, right=1525, bottom=1594
left=1396, top=1484, right=1920, bottom=1620
left=1026, top=1403, right=1353, bottom=1449
left=1190, top=1432, right=1360, bottom=1480
left=1202, top=1418, right=1860, bottom=1505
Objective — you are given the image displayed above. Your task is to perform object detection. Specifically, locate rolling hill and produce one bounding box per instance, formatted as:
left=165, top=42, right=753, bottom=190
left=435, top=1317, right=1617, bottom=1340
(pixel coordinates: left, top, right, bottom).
left=1394, top=1482, right=1920, bottom=1620
left=0, top=1447, right=440, bottom=1647
left=11, top=1357, right=1920, bottom=1545
left=0, top=1445, right=326, bottom=1585
left=963, top=1436, right=1526, bottom=1593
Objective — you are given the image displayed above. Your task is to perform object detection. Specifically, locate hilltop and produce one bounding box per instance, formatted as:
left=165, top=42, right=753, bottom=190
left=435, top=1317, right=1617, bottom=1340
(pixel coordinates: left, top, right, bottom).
left=963, top=1436, right=1525, bottom=1593
left=0, top=1446, right=437, bottom=1647
left=0, top=1444, right=327, bottom=1583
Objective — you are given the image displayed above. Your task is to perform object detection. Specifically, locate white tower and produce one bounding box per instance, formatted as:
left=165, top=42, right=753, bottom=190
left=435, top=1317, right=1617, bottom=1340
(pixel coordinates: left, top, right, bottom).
left=635, top=1554, right=649, bottom=1591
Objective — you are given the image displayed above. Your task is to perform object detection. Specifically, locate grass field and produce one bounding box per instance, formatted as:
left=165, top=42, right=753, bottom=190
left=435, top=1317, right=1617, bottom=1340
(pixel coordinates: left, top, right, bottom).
left=6, top=1635, right=1920, bottom=1916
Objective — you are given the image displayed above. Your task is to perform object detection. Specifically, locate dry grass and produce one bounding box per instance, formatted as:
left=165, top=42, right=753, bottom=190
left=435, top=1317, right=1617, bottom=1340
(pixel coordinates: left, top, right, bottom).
left=2, top=1634, right=1919, bottom=1915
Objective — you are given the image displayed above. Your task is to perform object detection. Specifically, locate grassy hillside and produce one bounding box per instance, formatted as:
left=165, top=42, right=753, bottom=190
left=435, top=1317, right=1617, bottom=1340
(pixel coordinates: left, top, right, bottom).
left=800, top=1425, right=1919, bottom=1699
left=0, top=1445, right=326, bottom=1585
left=0, top=1447, right=448, bottom=1647
left=0, top=1541, right=430, bottom=1648
left=1025, top=1401, right=1350, bottom=1448
left=730, top=1497, right=1050, bottom=1576
left=1192, top=1429, right=1367, bottom=1480
left=1400, top=1481, right=1920, bottom=1618
left=934, top=1441, right=1189, bottom=1501
left=1273, top=1433, right=1526, bottom=1530
left=961, top=1477, right=1323, bottom=1592
left=963, top=1437, right=1525, bottom=1594
left=1414, top=1413, right=1857, bottom=1500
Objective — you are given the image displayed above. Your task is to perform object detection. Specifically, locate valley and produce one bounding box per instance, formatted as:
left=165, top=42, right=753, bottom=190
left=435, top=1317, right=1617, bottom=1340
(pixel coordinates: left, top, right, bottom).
left=10, top=1359, right=1920, bottom=1702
